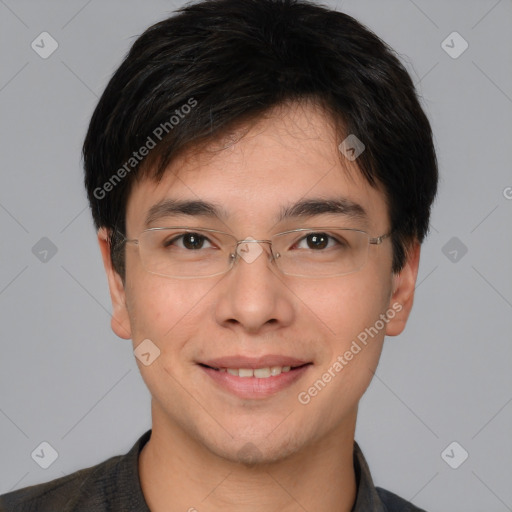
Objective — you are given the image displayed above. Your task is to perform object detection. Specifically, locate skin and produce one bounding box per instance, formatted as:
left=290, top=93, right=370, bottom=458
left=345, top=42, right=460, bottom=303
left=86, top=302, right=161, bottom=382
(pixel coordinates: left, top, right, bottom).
left=98, top=101, right=420, bottom=512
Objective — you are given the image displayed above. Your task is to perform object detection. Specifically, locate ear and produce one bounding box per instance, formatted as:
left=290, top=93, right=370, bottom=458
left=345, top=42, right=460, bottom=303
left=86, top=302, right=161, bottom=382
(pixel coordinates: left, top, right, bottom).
left=385, top=241, right=421, bottom=337
left=97, top=227, right=132, bottom=340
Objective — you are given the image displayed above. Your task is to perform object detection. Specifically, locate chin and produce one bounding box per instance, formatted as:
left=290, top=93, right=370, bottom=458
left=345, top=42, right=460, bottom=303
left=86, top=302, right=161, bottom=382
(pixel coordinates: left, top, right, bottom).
left=205, top=430, right=308, bottom=467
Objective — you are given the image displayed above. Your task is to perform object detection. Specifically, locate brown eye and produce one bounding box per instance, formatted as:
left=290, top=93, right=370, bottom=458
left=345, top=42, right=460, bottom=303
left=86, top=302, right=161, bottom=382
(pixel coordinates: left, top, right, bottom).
left=305, top=233, right=329, bottom=250
left=181, top=233, right=206, bottom=250
left=164, top=232, right=212, bottom=250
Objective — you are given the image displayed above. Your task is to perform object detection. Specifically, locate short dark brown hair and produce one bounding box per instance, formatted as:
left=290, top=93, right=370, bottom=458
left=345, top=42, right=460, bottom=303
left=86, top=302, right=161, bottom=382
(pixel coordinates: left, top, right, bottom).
left=83, top=0, right=438, bottom=277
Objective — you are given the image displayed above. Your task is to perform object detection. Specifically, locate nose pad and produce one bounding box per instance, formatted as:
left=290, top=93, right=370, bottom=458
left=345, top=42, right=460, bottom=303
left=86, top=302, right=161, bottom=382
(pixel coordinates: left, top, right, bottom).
left=235, top=238, right=273, bottom=266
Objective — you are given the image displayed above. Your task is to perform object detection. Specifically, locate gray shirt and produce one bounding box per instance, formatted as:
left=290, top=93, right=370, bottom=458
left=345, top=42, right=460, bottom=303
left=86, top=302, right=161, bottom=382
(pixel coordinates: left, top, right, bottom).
left=0, top=430, right=427, bottom=511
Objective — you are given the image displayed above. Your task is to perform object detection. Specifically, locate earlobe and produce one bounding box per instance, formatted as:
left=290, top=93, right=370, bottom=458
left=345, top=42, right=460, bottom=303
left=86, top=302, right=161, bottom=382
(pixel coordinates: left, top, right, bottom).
left=385, top=241, right=421, bottom=337
left=97, top=228, right=132, bottom=340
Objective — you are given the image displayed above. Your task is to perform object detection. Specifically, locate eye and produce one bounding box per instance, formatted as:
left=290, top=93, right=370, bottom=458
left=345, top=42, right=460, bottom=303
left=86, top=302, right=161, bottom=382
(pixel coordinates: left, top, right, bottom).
left=294, top=232, right=344, bottom=250
left=164, top=232, right=214, bottom=250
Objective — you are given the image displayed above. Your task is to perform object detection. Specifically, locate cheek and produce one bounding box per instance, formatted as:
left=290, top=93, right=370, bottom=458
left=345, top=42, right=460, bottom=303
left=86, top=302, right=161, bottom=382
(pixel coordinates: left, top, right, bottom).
left=294, top=276, right=390, bottom=417
left=125, top=275, right=215, bottom=350
left=292, top=270, right=391, bottom=346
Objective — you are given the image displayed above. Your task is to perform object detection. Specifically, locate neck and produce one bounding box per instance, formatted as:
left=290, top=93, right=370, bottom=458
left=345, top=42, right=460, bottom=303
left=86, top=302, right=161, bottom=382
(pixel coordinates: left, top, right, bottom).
left=139, top=403, right=357, bottom=512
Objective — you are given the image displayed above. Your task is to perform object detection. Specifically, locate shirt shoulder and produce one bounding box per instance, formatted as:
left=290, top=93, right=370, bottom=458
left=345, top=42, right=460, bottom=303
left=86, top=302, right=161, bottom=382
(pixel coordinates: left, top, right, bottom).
left=0, top=457, right=117, bottom=512
left=0, top=453, right=131, bottom=512
left=0, top=431, right=151, bottom=512
left=352, top=441, right=428, bottom=512
left=376, top=486, right=428, bottom=512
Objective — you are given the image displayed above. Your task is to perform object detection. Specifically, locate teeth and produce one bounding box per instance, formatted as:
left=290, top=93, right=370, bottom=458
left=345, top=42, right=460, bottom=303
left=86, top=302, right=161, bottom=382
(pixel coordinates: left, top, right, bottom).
left=270, top=366, right=282, bottom=376
left=223, top=366, right=294, bottom=378
left=254, top=367, right=271, bottom=378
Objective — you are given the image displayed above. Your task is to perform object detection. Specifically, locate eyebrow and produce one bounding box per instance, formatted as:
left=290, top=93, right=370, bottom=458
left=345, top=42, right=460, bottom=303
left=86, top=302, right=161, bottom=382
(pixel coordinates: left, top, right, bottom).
left=144, top=197, right=368, bottom=227
left=276, top=198, right=368, bottom=224
left=145, top=199, right=228, bottom=226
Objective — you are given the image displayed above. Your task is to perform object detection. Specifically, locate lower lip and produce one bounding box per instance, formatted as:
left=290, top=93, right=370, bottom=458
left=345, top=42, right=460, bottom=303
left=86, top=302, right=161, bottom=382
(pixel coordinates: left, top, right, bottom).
left=200, top=364, right=311, bottom=399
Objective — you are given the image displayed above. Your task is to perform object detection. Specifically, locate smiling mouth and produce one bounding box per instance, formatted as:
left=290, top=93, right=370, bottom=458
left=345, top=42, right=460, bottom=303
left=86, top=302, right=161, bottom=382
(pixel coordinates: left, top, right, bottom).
left=198, top=363, right=311, bottom=378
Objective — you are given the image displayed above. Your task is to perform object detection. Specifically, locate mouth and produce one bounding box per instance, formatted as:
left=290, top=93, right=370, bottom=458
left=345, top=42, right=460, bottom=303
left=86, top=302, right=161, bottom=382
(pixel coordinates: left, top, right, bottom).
left=198, top=363, right=311, bottom=378
left=197, top=357, right=313, bottom=399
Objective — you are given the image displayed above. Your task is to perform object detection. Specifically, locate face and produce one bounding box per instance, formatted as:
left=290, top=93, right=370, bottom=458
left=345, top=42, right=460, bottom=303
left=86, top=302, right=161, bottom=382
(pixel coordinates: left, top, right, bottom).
left=100, top=102, right=420, bottom=464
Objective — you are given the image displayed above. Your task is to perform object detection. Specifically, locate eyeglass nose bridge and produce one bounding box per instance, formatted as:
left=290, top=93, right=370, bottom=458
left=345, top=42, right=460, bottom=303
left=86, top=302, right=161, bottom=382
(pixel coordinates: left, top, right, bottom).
left=232, top=237, right=278, bottom=266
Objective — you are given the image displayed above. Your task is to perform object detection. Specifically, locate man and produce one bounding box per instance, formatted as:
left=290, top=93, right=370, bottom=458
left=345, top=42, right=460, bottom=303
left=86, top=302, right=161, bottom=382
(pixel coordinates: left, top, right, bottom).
left=0, top=0, right=437, bottom=510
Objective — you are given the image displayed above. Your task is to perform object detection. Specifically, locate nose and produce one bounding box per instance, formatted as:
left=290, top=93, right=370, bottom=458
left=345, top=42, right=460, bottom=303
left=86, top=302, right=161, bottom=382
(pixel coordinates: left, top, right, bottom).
left=234, top=238, right=275, bottom=266
left=214, top=240, right=295, bottom=334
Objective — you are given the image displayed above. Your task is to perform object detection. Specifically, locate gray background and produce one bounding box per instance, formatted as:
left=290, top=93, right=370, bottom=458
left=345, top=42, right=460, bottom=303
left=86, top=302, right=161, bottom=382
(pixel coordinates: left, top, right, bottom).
left=1, top=0, right=511, bottom=510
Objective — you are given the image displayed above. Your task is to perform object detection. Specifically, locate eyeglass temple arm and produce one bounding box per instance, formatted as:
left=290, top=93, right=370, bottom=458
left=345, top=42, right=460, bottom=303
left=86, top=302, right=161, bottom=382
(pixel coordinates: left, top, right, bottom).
left=369, top=232, right=393, bottom=245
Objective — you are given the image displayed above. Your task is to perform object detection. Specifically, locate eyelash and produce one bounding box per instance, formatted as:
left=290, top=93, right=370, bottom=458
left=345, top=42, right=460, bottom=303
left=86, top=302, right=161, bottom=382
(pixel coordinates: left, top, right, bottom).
left=163, top=233, right=214, bottom=249
left=162, top=231, right=346, bottom=251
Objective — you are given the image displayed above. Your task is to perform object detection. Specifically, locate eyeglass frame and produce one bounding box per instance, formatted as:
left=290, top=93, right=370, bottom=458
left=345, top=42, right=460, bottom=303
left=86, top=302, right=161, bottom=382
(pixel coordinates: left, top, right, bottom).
left=119, top=226, right=393, bottom=279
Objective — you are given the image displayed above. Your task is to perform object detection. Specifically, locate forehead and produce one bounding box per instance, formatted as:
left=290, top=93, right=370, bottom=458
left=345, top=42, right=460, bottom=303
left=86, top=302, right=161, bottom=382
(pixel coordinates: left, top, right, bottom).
left=126, top=102, right=389, bottom=234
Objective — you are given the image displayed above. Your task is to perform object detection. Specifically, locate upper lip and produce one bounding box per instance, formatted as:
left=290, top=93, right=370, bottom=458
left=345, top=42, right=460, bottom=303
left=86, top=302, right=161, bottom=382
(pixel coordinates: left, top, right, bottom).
left=199, top=355, right=311, bottom=369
